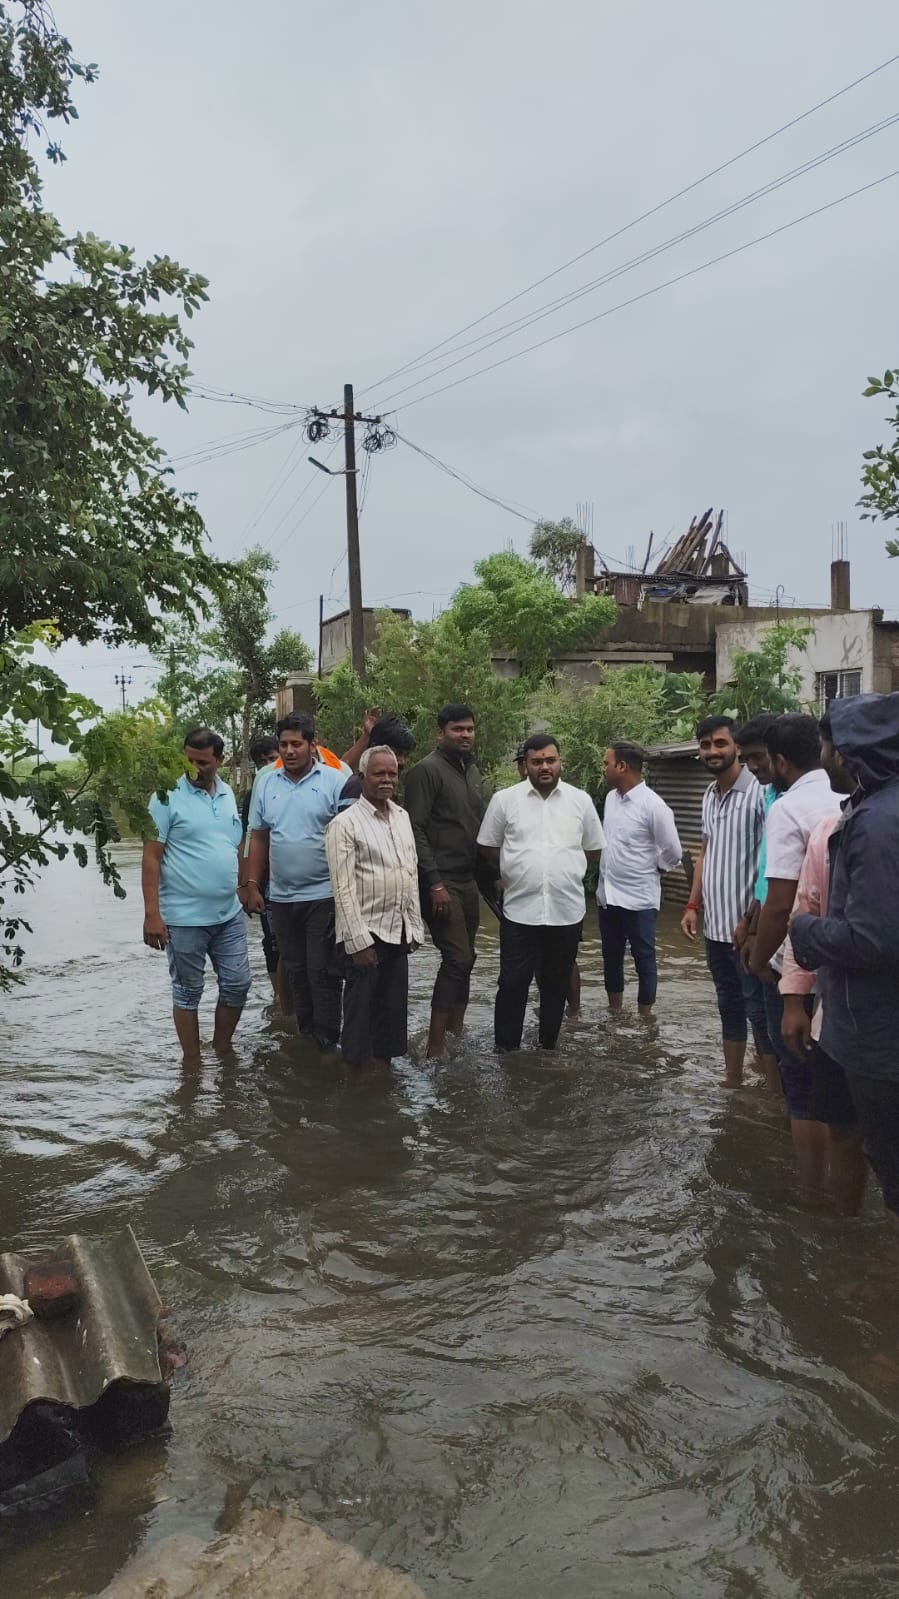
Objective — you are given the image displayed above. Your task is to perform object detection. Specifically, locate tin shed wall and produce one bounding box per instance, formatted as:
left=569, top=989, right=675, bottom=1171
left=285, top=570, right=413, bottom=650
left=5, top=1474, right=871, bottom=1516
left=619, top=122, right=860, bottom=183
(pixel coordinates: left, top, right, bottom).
left=646, top=757, right=711, bottom=905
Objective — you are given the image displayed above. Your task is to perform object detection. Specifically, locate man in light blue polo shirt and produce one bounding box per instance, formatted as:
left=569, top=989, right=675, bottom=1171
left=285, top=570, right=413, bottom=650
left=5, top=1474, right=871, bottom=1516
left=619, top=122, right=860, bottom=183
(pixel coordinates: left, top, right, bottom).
left=142, top=726, right=251, bottom=1067
left=243, top=711, right=351, bottom=1050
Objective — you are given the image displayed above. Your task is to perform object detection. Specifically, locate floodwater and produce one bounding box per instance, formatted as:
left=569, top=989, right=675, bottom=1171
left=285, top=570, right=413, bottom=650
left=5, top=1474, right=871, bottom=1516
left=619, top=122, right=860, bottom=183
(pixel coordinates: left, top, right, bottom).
left=2, top=846, right=899, bottom=1598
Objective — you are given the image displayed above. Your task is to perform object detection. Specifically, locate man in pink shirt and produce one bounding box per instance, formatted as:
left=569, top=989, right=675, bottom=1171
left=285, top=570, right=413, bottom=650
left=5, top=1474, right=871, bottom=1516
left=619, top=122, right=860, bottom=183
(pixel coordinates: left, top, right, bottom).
left=780, top=713, right=864, bottom=1212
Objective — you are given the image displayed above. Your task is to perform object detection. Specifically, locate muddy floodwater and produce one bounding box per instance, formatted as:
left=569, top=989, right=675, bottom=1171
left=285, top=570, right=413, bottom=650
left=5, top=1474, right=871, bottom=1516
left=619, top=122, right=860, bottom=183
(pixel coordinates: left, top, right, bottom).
left=2, top=844, right=899, bottom=1597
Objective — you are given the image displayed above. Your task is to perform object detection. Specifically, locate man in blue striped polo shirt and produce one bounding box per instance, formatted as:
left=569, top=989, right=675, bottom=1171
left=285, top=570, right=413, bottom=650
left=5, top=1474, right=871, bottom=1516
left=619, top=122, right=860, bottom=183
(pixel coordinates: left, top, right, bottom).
left=242, top=712, right=352, bottom=1051
left=681, top=715, right=767, bottom=1088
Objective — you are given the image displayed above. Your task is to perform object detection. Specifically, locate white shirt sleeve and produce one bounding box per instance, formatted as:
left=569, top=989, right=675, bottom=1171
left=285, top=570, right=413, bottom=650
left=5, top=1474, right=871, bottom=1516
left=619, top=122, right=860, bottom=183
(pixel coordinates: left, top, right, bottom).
left=650, top=796, right=683, bottom=872
left=477, top=792, right=508, bottom=848
left=580, top=795, right=605, bottom=851
left=764, top=799, right=806, bottom=881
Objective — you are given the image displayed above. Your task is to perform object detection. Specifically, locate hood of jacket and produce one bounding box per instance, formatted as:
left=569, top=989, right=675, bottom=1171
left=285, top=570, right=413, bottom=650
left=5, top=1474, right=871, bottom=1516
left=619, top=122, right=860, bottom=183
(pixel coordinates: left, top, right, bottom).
left=830, top=692, right=899, bottom=791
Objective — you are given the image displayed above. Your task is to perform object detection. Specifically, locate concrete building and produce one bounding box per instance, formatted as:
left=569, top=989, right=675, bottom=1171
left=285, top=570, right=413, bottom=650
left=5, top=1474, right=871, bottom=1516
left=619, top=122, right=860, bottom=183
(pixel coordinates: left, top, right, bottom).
left=715, top=561, right=899, bottom=708
left=319, top=606, right=411, bottom=676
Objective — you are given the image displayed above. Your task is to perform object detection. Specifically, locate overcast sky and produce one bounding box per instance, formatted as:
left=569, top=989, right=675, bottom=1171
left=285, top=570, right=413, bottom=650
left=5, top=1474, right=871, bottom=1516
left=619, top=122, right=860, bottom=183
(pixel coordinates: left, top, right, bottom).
left=42, top=0, right=899, bottom=709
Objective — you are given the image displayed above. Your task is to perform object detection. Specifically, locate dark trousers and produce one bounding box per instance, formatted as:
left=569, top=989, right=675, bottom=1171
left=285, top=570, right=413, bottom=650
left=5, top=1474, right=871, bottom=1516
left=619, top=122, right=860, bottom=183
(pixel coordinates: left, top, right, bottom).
left=268, top=898, right=342, bottom=1047
left=495, top=919, right=582, bottom=1051
left=422, top=877, right=480, bottom=1012
left=845, top=1073, right=899, bottom=1216
left=763, top=982, right=816, bottom=1120
left=260, top=910, right=279, bottom=975
left=704, top=937, right=772, bottom=1053
left=340, top=937, right=409, bottom=1067
left=598, top=904, right=659, bottom=1006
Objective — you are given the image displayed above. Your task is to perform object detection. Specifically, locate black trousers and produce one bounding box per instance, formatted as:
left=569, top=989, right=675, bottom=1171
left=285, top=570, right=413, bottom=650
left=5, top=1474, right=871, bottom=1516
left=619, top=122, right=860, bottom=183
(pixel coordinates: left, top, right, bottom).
left=268, top=898, right=342, bottom=1047
left=259, top=910, right=280, bottom=975
left=495, top=919, right=582, bottom=1051
left=341, top=937, right=409, bottom=1067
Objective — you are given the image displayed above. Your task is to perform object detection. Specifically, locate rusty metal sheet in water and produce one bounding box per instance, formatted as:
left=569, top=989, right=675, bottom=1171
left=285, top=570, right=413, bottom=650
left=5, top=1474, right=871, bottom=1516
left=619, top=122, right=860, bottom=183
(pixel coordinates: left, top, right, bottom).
left=0, top=1226, right=163, bottom=1445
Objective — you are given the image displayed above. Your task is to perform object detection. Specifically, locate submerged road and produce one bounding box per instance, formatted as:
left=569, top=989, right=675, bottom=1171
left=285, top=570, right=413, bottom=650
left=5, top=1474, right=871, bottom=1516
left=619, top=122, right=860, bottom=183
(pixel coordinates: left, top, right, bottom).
left=2, top=844, right=899, bottom=1598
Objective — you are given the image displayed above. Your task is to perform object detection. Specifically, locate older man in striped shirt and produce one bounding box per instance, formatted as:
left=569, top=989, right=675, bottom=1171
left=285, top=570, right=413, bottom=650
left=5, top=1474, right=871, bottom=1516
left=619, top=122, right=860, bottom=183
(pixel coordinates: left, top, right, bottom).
left=325, top=745, right=424, bottom=1070
left=681, top=715, right=768, bottom=1088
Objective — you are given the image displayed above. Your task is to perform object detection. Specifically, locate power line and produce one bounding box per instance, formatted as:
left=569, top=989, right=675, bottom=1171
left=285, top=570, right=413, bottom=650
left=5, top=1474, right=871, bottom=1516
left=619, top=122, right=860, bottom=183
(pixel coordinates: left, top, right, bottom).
left=360, top=50, right=899, bottom=398
left=396, top=432, right=542, bottom=522
left=189, top=382, right=305, bottom=415
left=266, top=469, right=337, bottom=559
left=370, top=112, right=899, bottom=409
left=169, top=417, right=304, bottom=470
left=256, top=436, right=343, bottom=555
left=377, top=166, right=899, bottom=414
left=224, top=427, right=311, bottom=555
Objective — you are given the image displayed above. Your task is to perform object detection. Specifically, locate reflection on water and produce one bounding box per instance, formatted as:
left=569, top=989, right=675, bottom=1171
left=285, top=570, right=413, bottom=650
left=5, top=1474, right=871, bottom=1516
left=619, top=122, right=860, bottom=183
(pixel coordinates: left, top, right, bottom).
left=2, top=845, right=899, bottom=1597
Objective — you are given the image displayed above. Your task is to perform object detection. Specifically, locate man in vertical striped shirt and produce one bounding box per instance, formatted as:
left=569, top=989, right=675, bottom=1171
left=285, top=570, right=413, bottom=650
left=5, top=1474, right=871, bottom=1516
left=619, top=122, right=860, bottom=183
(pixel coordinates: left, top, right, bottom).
left=681, top=715, right=767, bottom=1087
left=325, top=746, right=423, bottom=1070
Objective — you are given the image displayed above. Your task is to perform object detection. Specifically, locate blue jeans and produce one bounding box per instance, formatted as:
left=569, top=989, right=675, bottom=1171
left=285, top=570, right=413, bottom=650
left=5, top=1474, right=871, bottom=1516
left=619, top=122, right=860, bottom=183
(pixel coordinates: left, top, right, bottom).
left=166, top=912, right=252, bottom=1012
left=598, top=905, right=658, bottom=1006
left=704, top=937, right=772, bottom=1052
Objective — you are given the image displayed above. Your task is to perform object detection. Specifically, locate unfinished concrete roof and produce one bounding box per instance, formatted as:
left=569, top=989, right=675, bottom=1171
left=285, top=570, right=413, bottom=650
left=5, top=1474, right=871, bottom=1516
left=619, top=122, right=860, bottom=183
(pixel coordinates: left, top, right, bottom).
left=0, top=1227, right=163, bottom=1446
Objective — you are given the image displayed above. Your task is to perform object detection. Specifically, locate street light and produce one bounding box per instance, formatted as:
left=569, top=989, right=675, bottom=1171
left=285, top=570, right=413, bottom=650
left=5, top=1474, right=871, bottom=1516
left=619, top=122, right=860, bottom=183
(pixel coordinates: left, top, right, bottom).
left=308, top=456, right=356, bottom=476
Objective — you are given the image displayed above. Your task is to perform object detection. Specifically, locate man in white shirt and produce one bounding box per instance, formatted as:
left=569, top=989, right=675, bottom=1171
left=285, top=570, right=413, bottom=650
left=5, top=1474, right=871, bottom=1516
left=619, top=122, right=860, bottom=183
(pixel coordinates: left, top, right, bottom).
left=478, top=735, right=605, bottom=1051
left=597, top=741, right=683, bottom=1016
left=750, top=714, right=842, bottom=1192
left=325, top=746, right=424, bottom=1070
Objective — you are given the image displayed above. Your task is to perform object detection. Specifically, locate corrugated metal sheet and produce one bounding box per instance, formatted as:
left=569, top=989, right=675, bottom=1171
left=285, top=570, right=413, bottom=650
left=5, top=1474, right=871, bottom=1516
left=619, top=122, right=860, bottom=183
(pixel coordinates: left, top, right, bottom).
left=647, top=753, right=712, bottom=906
left=0, top=1227, right=165, bottom=1447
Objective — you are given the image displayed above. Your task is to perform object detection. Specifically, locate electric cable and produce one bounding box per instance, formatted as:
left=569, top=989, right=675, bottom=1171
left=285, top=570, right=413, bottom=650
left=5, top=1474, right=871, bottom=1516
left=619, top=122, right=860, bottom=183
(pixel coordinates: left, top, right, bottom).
left=256, top=436, right=343, bottom=554
left=359, top=50, right=899, bottom=398
left=395, top=432, right=542, bottom=522
left=369, top=112, right=899, bottom=409
left=169, top=417, right=303, bottom=470
left=376, top=167, right=899, bottom=414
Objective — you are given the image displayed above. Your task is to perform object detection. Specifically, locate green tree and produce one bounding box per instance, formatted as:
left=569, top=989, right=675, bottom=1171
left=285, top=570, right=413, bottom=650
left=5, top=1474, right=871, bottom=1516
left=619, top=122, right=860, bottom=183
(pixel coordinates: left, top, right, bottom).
left=153, top=546, right=312, bottom=787
left=0, top=2, right=232, bottom=980
left=315, top=610, right=525, bottom=777
left=448, top=552, right=616, bottom=682
left=529, top=517, right=587, bottom=593
left=0, top=1, right=226, bottom=645
left=710, top=621, right=812, bottom=722
left=0, top=625, right=185, bottom=984
left=859, top=367, right=899, bottom=554
left=529, top=666, right=704, bottom=797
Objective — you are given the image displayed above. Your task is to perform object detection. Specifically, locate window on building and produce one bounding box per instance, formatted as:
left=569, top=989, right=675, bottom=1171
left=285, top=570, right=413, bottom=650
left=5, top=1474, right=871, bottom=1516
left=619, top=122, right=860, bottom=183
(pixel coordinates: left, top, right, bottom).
left=816, top=669, right=862, bottom=709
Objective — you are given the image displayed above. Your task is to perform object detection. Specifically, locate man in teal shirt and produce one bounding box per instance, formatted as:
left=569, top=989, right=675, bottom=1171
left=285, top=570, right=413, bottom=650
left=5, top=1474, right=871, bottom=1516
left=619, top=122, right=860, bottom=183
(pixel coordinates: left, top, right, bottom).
left=142, top=727, right=251, bottom=1066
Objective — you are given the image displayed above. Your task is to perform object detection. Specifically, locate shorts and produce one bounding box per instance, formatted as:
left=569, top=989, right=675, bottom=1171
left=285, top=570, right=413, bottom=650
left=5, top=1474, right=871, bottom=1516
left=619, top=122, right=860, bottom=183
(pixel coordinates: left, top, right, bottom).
left=807, top=1042, right=857, bottom=1128
left=166, top=912, right=252, bottom=1011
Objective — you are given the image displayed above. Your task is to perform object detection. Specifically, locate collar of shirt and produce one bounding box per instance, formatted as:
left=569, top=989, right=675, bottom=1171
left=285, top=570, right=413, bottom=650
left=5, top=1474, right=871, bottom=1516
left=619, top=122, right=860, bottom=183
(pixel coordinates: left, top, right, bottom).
left=524, top=781, right=564, bottom=800
left=178, top=773, right=229, bottom=799
left=356, top=796, right=396, bottom=821
left=713, top=762, right=756, bottom=803
left=784, top=768, right=831, bottom=796
left=273, top=762, right=322, bottom=789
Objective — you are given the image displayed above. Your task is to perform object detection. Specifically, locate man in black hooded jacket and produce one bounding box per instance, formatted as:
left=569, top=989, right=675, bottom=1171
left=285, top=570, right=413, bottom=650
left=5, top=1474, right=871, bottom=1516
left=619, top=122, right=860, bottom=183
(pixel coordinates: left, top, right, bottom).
left=791, top=691, right=899, bottom=1225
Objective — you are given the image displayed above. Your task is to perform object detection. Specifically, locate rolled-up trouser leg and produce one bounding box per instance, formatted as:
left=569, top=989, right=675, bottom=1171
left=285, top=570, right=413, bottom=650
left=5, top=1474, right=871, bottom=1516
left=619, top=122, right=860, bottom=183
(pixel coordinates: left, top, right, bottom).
left=207, top=911, right=252, bottom=1009
left=425, top=879, right=480, bottom=1013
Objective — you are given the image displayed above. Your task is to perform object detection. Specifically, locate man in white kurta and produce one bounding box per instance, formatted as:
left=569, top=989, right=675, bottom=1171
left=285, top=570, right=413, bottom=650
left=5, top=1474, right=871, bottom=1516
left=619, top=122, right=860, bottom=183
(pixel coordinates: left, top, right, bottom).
left=477, top=735, right=604, bottom=1051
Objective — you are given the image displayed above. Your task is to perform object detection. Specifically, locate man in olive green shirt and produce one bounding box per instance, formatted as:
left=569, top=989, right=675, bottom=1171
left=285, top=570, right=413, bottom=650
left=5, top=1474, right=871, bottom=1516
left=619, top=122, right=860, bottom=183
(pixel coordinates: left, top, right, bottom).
left=404, top=704, right=491, bottom=1059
